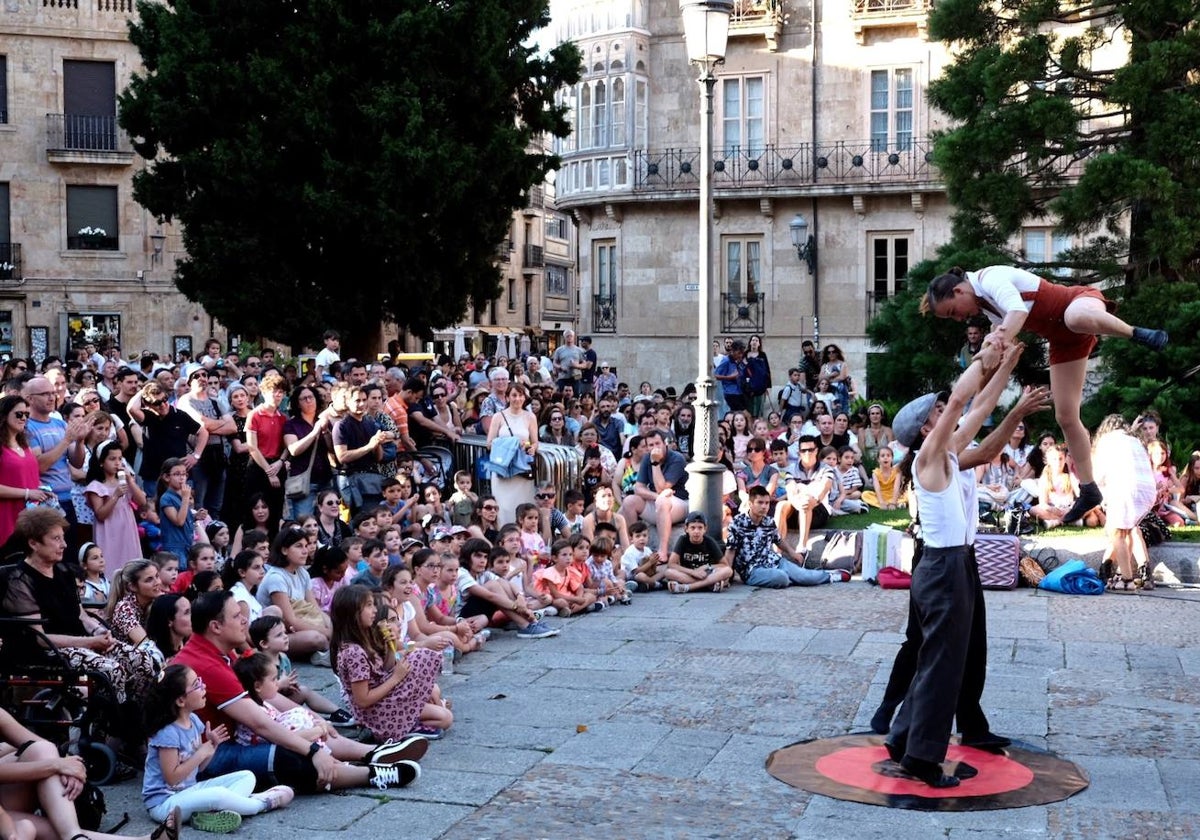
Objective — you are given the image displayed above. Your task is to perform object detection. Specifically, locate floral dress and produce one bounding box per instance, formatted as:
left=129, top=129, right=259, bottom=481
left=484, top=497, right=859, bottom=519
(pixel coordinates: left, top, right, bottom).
left=335, top=642, right=440, bottom=740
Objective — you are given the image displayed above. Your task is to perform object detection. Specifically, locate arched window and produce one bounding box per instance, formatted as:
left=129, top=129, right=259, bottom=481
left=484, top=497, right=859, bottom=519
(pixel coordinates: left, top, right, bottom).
left=611, top=77, right=626, bottom=146
left=593, top=80, right=607, bottom=148
left=579, top=84, right=592, bottom=150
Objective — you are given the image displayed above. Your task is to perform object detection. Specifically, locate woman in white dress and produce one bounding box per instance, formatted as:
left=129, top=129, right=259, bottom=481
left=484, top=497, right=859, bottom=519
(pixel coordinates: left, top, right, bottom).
left=485, top=383, right=539, bottom=525
left=1092, top=415, right=1157, bottom=590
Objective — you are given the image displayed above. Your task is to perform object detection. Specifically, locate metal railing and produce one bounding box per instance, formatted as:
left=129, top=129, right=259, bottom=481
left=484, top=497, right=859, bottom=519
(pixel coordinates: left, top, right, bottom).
left=0, top=243, right=21, bottom=281
left=721, top=292, right=764, bottom=333
left=46, top=114, right=133, bottom=155
left=496, top=240, right=512, bottom=262
left=525, top=186, right=545, bottom=210
left=524, top=244, right=544, bottom=268
left=592, top=294, right=617, bottom=333
left=634, top=139, right=938, bottom=192
left=451, top=434, right=581, bottom=502
left=851, top=0, right=929, bottom=17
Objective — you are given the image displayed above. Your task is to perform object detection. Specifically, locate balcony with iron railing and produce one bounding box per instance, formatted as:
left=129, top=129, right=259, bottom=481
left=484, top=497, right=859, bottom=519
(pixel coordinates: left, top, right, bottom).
left=46, top=114, right=135, bottom=164
left=721, top=291, right=764, bottom=333
left=730, top=0, right=783, bottom=50
left=496, top=240, right=512, bottom=262
left=524, top=244, right=545, bottom=269
left=592, top=294, right=617, bottom=333
left=31, top=0, right=138, bottom=33
left=0, top=244, right=22, bottom=282
left=523, top=186, right=545, bottom=214
left=634, top=140, right=939, bottom=196
left=850, top=0, right=931, bottom=40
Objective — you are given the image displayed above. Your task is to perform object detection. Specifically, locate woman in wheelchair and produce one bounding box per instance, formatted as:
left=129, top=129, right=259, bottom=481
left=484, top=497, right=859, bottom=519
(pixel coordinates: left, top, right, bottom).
left=1, top=508, right=157, bottom=706
left=0, top=705, right=180, bottom=840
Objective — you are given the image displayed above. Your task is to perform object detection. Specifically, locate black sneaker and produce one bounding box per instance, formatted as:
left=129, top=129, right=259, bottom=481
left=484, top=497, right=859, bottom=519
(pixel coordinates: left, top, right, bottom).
left=368, top=760, right=420, bottom=789
left=365, top=735, right=429, bottom=766
left=328, top=709, right=357, bottom=728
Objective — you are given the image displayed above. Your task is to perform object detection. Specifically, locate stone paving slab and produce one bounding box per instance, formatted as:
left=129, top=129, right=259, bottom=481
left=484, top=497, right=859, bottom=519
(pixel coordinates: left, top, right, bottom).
left=91, top=563, right=1199, bottom=839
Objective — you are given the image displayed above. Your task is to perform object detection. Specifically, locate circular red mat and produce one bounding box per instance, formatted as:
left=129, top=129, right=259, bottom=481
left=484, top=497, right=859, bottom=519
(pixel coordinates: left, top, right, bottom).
left=766, top=733, right=1088, bottom=811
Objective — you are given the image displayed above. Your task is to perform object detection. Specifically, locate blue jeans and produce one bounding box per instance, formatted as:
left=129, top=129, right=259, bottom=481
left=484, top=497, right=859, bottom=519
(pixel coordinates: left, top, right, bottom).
left=745, top=558, right=829, bottom=588
left=201, top=742, right=276, bottom=786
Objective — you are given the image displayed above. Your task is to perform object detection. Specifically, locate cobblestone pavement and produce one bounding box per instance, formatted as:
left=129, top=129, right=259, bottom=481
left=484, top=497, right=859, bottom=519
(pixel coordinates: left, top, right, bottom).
left=100, top=565, right=1200, bottom=839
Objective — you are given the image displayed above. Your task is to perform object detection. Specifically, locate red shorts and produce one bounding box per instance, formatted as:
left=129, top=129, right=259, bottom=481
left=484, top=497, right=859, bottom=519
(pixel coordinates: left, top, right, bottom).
left=1021, top=280, right=1115, bottom=365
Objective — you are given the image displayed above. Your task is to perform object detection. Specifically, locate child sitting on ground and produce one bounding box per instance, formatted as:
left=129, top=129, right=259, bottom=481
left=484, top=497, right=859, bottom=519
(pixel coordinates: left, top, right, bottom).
left=142, top=663, right=293, bottom=834
left=831, top=446, right=867, bottom=515
left=568, top=534, right=605, bottom=611
left=620, top=521, right=666, bottom=591
left=562, top=489, right=587, bottom=535
left=249, top=616, right=354, bottom=727
left=480, top=545, right=554, bottom=616
left=232, top=652, right=421, bottom=774
left=534, top=539, right=597, bottom=617
left=585, top=536, right=632, bottom=605
left=862, top=445, right=904, bottom=510
left=332, top=585, right=452, bottom=742
left=310, top=544, right=349, bottom=613
left=516, top=503, right=548, bottom=564
left=350, top=539, right=388, bottom=591
left=381, top=564, right=466, bottom=654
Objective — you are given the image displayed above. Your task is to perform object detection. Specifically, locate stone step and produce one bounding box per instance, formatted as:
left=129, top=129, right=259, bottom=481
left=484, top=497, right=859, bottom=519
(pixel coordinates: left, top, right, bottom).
left=649, top=521, right=1200, bottom=584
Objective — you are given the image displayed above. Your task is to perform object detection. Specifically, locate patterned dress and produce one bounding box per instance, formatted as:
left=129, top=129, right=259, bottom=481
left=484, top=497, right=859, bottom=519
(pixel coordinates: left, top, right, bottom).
left=335, top=642, right=440, bottom=740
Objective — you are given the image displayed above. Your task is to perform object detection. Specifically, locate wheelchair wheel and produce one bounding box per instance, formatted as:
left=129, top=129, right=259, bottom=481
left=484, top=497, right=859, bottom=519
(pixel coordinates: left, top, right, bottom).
left=81, top=740, right=117, bottom=786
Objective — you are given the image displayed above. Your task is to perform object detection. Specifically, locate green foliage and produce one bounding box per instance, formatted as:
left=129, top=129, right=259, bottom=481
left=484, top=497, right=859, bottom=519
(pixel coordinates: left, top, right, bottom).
left=926, top=0, right=1200, bottom=280
left=119, top=0, right=581, bottom=348
left=1081, top=278, right=1200, bottom=449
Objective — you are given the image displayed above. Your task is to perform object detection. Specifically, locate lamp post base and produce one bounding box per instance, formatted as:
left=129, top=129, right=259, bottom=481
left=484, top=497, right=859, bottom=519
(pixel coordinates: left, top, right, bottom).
left=685, top=459, right=727, bottom=542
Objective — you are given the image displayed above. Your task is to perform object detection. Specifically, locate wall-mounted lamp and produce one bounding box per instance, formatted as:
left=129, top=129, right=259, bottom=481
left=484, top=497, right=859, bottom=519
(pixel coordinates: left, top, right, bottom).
left=789, top=213, right=817, bottom=275
left=150, top=232, right=166, bottom=265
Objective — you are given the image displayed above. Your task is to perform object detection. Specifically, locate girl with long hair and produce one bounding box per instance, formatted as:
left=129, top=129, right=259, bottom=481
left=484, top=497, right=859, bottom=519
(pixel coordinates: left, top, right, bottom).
left=0, top=395, right=48, bottom=545
left=330, top=585, right=450, bottom=742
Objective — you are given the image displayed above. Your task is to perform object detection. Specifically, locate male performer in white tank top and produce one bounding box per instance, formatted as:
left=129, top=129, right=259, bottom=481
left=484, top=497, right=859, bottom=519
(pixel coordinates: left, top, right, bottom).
left=883, top=336, right=1024, bottom=787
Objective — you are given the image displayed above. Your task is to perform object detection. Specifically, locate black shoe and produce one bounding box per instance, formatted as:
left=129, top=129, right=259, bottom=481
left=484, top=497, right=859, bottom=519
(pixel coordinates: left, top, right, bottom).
left=328, top=708, right=357, bottom=728
left=960, top=731, right=1012, bottom=752
left=953, top=760, right=979, bottom=780
left=869, top=707, right=894, bottom=736
left=1061, top=482, right=1102, bottom=525
left=884, top=740, right=905, bottom=764
left=899, top=755, right=960, bottom=788
left=1131, top=327, right=1169, bottom=352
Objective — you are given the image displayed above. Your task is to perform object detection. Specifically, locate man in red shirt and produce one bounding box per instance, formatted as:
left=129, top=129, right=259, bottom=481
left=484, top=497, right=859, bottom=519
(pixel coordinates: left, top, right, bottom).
left=173, top=591, right=425, bottom=793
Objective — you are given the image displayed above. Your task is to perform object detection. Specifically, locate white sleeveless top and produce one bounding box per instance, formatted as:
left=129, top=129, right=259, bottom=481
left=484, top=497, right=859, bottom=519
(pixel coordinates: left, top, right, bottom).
left=913, top=451, right=969, bottom=548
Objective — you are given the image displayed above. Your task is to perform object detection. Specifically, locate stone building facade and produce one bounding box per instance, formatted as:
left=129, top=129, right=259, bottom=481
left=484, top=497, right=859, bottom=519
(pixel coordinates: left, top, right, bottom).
left=550, top=0, right=1098, bottom=394
left=0, top=2, right=224, bottom=366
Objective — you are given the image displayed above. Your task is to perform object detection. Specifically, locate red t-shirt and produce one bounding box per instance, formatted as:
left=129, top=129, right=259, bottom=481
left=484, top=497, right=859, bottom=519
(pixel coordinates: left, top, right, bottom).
left=170, top=634, right=248, bottom=733
left=248, top=407, right=286, bottom=460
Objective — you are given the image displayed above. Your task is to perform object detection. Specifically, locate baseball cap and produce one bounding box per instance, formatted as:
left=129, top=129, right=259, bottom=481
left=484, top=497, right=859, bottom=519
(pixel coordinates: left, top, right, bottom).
left=449, top=525, right=469, bottom=536
left=684, top=511, right=707, bottom=526
left=892, top=391, right=949, bottom=449
left=400, top=537, right=425, bottom=552
left=431, top=526, right=453, bottom=541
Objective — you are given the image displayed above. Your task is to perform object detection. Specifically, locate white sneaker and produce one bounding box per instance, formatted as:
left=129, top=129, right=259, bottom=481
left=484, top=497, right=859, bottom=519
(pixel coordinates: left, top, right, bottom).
left=310, top=649, right=332, bottom=667
left=541, top=606, right=559, bottom=617
left=828, top=569, right=851, bottom=583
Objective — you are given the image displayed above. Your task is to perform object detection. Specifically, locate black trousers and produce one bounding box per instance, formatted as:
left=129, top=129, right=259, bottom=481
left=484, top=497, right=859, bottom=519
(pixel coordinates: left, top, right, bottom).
left=884, top=545, right=977, bottom=764
left=872, top=547, right=991, bottom=738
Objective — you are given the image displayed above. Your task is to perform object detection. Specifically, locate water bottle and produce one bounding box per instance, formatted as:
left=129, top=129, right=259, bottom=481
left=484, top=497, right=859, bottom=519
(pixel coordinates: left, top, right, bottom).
left=441, top=647, right=454, bottom=676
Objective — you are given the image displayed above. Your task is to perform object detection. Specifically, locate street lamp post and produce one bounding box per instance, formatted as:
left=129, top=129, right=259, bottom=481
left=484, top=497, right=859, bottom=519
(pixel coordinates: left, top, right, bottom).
left=680, top=0, right=732, bottom=537
left=789, top=212, right=820, bottom=345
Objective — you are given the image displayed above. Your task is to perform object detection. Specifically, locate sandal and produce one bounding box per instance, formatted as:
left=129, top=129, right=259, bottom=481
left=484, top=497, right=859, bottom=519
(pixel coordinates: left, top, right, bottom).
left=1107, top=577, right=1136, bottom=592
left=150, top=805, right=181, bottom=840
left=712, top=579, right=729, bottom=593
left=668, top=581, right=691, bottom=594
left=1137, top=564, right=1156, bottom=590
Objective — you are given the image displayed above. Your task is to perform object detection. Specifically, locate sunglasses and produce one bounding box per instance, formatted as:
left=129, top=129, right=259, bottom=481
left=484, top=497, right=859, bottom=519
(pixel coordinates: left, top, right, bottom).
left=144, top=399, right=164, bottom=407
left=12, top=411, right=30, bottom=420
left=482, top=504, right=498, bottom=511
left=535, top=493, right=555, bottom=500
left=746, top=445, right=764, bottom=453
left=799, top=447, right=817, bottom=453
